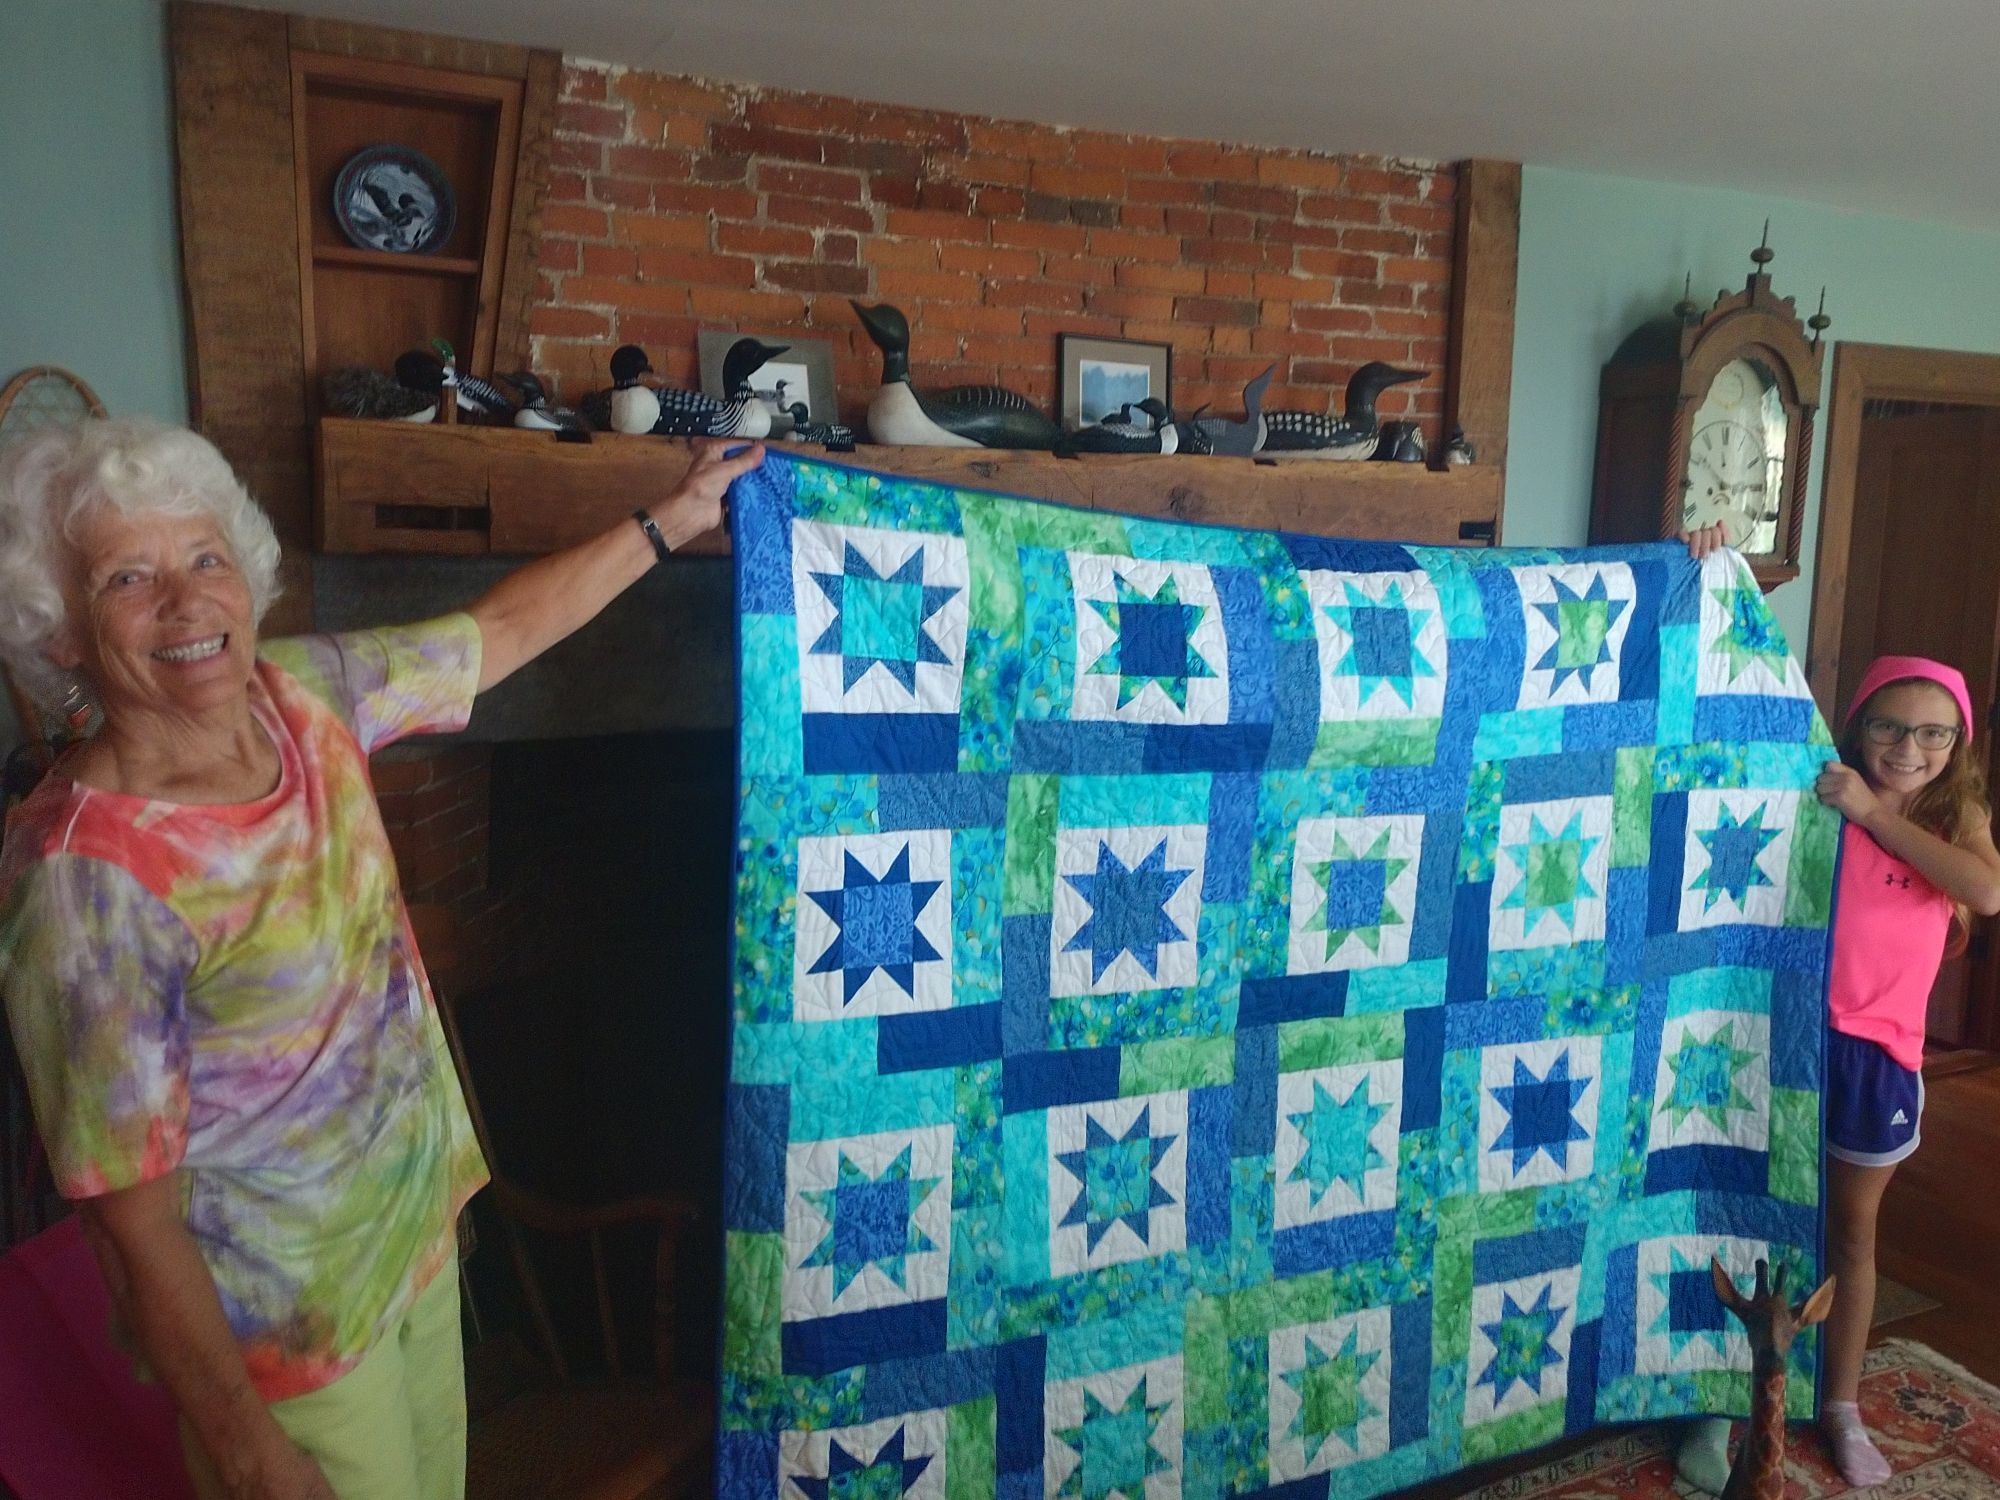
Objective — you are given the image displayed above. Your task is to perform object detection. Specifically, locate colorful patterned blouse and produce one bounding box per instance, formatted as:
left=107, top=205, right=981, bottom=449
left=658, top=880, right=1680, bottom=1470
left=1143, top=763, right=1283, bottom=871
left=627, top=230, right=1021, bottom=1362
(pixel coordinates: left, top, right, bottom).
left=0, top=615, right=489, bottom=1400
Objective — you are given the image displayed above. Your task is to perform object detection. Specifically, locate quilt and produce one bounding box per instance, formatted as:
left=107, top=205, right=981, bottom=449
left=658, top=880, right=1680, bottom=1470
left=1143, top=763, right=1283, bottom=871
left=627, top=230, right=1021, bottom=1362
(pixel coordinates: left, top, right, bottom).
left=719, top=451, right=1835, bottom=1500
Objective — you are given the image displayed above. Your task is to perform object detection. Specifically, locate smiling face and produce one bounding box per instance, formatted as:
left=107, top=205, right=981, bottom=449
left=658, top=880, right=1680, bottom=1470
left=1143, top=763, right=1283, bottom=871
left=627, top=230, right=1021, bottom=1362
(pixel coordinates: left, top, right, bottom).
left=50, top=504, right=259, bottom=728
left=1854, top=680, right=1962, bottom=801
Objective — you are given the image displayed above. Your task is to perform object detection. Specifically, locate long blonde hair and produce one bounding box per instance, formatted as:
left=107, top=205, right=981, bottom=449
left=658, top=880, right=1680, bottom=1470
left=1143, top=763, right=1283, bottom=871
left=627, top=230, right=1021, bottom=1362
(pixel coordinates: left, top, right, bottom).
left=1839, top=678, right=1992, bottom=954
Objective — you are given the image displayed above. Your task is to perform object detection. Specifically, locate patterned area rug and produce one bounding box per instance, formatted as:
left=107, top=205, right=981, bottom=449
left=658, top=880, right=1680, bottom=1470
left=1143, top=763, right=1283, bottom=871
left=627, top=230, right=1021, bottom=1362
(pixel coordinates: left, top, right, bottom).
left=1461, top=1339, right=2000, bottom=1498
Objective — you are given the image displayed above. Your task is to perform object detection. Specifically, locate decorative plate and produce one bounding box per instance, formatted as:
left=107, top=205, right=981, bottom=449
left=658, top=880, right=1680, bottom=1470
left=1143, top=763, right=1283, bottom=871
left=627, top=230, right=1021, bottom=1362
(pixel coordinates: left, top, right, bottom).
left=332, top=145, right=457, bottom=255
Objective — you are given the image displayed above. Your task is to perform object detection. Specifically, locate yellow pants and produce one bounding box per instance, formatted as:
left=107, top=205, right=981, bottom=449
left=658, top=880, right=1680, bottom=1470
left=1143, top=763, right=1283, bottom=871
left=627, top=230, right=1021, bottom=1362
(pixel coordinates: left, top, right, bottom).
left=182, top=1269, right=465, bottom=1500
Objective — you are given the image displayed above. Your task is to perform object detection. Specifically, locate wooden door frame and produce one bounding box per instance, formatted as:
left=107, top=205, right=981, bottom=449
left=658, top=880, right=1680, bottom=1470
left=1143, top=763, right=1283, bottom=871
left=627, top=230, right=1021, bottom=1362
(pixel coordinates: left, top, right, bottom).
left=1807, top=341, right=2000, bottom=708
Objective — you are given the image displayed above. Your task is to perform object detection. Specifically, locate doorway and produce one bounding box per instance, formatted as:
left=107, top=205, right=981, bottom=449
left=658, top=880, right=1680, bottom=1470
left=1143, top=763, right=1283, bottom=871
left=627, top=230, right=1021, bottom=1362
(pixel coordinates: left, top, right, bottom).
left=1810, top=344, right=2000, bottom=1053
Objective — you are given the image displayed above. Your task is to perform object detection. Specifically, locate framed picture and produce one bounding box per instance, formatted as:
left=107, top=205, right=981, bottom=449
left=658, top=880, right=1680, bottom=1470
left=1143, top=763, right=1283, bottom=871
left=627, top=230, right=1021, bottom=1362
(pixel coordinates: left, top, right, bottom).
left=698, top=330, right=836, bottom=434
left=1058, top=335, right=1172, bottom=431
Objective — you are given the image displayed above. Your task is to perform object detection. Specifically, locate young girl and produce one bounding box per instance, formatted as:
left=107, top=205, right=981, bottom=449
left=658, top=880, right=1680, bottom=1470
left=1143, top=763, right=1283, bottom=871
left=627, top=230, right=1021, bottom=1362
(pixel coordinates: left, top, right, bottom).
left=1679, top=651, right=2000, bottom=1490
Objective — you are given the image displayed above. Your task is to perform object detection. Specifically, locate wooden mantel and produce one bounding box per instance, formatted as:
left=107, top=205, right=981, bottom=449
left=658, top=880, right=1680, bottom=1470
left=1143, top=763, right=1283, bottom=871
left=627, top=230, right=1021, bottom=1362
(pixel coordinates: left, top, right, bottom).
left=315, top=419, right=1506, bottom=557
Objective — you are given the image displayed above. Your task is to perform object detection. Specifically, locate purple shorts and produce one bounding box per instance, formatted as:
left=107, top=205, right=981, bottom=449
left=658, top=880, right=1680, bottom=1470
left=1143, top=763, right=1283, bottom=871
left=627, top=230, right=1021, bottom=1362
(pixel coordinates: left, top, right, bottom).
left=1825, top=1029, right=1923, bottom=1167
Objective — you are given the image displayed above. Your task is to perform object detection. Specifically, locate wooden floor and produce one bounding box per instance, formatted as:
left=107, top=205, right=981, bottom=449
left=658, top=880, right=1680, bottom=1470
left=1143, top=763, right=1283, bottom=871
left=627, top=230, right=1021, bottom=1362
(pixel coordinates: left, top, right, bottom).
left=1873, top=1054, right=2000, bottom=1384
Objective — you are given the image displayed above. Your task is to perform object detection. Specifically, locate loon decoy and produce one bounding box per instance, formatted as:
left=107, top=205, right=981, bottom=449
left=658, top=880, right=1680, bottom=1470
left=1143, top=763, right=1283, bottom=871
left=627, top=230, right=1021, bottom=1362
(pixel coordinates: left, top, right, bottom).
left=1055, top=397, right=1179, bottom=457
left=581, top=345, right=660, bottom=434
left=321, top=360, right=438, bottom=422
left=428, top=338, right=516, bottom=422
left=1442, top=425, right=1476, bottom=466
left=851, top=300, right=1061, bottom=449
left=1178, top=367, right=1274, bottom=456
left=780, top=401, right=857, bottom=451
left=647, top=337, right=783, bottom=439
left=504, top=371, right=588, bottom=434
left=1260, top=362, right=1426, bottom=460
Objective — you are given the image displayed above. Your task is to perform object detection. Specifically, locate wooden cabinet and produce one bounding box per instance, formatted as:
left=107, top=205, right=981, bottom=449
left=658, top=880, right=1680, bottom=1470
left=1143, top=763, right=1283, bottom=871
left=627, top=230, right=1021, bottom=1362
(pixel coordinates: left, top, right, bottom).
left=315, top=420, right=1507, bottom=557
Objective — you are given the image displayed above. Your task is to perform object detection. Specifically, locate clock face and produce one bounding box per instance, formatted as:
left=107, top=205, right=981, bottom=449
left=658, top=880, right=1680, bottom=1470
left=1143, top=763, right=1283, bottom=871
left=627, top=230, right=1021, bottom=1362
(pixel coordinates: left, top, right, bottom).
left=1683, top=357, right=1788, bottom=552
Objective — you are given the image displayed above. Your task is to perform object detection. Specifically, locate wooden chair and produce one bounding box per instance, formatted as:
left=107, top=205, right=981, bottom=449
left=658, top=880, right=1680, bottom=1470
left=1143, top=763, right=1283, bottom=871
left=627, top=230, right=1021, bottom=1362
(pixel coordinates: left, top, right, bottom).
left=421, top=911, right=711, bottom=1500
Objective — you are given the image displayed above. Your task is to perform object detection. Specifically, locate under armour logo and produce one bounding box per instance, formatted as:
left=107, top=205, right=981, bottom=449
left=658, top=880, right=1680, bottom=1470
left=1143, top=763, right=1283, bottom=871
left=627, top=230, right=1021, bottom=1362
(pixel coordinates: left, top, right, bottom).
left=1891, top=1110, right=1909, bottom=1126
left=1884, top=873, right=1911, bottom=889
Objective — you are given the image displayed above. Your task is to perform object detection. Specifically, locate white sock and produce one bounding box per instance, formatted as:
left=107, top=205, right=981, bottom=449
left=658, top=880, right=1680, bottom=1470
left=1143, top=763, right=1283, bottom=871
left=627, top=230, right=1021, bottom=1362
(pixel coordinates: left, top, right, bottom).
left=1675, top=1417, right=1733, bottom=1493
left=1821, top=1400, right=1892, bottom=1486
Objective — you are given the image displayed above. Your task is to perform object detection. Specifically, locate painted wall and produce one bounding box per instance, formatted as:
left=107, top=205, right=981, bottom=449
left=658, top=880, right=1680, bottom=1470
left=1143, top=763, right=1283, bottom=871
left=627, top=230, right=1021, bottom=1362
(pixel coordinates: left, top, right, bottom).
left=1506, top=165, right=2000, bottom=655
left=0, top=0, right=186, bottom=424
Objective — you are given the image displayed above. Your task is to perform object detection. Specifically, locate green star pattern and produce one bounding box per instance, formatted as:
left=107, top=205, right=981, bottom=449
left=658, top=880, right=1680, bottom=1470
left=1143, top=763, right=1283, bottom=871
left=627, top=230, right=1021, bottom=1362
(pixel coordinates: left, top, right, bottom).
left=1663, top=1021, right=1759, bottom=1135
left=1499, top=812, right=1600, bottom=935
left=1709, top=583, right=1790, bottom=682
left=1283, top=1325, right=1381, bottom=1467
left=1085, top=572, right=1217, bottom=710
left=1306, top=829, right=1410, bottom=958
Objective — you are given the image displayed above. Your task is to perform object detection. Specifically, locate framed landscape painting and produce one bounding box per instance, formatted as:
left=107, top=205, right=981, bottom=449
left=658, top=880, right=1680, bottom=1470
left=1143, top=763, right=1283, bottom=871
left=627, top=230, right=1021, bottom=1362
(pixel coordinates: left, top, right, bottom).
left=1058, top=334, right=1172, bottom=430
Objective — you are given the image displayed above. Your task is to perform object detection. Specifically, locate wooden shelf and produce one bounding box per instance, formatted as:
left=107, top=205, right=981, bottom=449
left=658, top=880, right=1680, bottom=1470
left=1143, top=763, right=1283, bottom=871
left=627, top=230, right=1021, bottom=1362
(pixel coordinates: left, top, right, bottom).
left=311, top=244, right=482, bottom=276
left=315, top=417, right=1505, bottom=558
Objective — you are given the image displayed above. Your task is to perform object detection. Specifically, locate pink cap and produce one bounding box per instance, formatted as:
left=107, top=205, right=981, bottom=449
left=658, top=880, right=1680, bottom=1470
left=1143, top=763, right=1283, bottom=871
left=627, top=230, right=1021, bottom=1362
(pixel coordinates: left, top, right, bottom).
left=1845, top=655, right=1976, bottom=745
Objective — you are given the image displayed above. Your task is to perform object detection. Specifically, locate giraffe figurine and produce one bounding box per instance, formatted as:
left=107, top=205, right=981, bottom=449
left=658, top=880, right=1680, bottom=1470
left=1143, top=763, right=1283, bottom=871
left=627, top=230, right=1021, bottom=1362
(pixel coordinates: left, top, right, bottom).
left=1709, top=1257, right=1838, bottom=1500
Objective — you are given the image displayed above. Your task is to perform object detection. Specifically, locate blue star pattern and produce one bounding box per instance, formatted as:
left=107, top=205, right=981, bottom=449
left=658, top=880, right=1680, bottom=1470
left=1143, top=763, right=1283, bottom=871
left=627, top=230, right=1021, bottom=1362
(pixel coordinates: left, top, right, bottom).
left=725, top=455, right=1838, bottom=1500
left=1514, top=563, right=1636, bottom=707
left=1275, top=1062, right=1401, bottom=1229
left=1052, top=826, right=1205, bottom=996
left=1303, top=568, right=1448, bottom=721
left=794, top=831, right=953, bottom=1020
left=1049, top=1096, right=1188, bottom=1275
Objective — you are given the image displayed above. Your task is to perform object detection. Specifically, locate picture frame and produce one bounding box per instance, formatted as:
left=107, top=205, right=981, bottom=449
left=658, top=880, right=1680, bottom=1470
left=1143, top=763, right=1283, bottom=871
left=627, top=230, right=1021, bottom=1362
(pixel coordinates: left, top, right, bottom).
left=698, top=330, right=836, bottom=435
left=1058, top=334, right=1172, bottom=432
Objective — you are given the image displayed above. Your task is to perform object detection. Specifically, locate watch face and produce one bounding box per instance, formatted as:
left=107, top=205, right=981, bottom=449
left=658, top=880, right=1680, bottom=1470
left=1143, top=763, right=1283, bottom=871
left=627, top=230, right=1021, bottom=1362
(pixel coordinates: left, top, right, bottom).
left=1683, top=357, right=1788, bottom=552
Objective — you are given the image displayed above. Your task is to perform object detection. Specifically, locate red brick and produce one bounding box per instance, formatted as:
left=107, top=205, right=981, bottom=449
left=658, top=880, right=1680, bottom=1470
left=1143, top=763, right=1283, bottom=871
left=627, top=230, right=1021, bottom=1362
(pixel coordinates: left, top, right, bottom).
left=1127, top=177, right=1209, bottom=206
left=1084, top=229, right=1179, bottom=264
left=1030, top=163, right=1126, bottom=200
left=756, top=162, right=865, bottom=202
left=1205, top=269, right=1255, bottom=298
left=1344, top=165, right=1427, bottom=199
left=821, top=233, right=860, bottom=264
left=960, top=334, right=1047, bottom=367
left=1250, top=326, right=1329, bottom=357
left=1072, top=136, right=1170, bottom=173
left=940, top=244, right=1043, bottom=278
left=369, top=756, right=431, bottom=795
left=1166, top=145, right=1258, bottom=181
left=1176, top=296, right=1259, bottom=327
left=1026, top=312, right=1121, bottom=340
left=1206, top=356, right=1278, bottom=384
left=715, top=222, right=812, bottom=258
left=1123, top=321, right=1213, bottom=356
left=1297, top=248, right=1379, bottom=280
left=885, top=209, right=990, bottom=243
left=1255, top=155, right=1346, bottom=191
left=1114, top=263, right=1206, bottom=294
left=920, top=302, right=1026, bottom=335
left=662, top=113, right=711, bottom=150
left=1040, top=254, right=1114, bottom=286
left=769, top=196, right=875, bottom=233
left=1118, top=204, right=1167, bottom=233
left=550, top=137, right=604, bottom=174
left=613, top=73, right=734, bottom=117
left=985, top=280, right=1085, bottom=312
left=1082, top=288, right=1176, bottom=322
left=1210, top=211, right=1255, bottom=240
left=546, top=171, right=588, bottom=204
left=640, top=249, right=754, bottom=286
left=613, top=212, right=707, bottom=249
left=708, top=122, right=827, bottom=163
left=1387, top=200, right=1456, bottom=233
left=1296, top=305, right=1375, bottom=334
left=1258, top=221, right=1344, bottom=250
left=1183, top=238, right=1280, bottom=268
left=693, top=153, right=750, bottom=185
left=864, top=238, right=941, bottom=270
left=614, top=314, right=700, bottom=350
left=849, top=103, right=966, bottom=153
left=1255, top=271, right=1336, bottom=302
left=1301, top=194, right=1382, bottom=224
left=1337, top=280, right=1414, bottom=309
left=1214, top=183, right=1297, bottom=216
left=653, top=183, right=759, bottom=219
left=590, top=177, right=653, bottom=211
left=763, top=261, right=870, bottom=295
left=608, top=145, right=692, bottom=181
left=541, top=204, right=609, bottom=238
left=868, top=172, right=921, bottom=209
left=745, top=94, right=862, bottom=134
left=1383, top=255, right=1450, bottom=285
left=874, top=268, right=983, bottom=302
left=537, top=237, right=578, bottom=272
left=1370, top=308, right=1447, bottom=336
left=582, top=244, right=639, bottom=277
left=952, top=154, right=1034, bottom=187
left=1327, top=336, right=1422, bottom=365
left=916, top=179, right=974, bottom=214
left=1210, top=326, right=1254, bottom=357
left=965, top=121, right=1070, bottom=163
left=562, top=67, right=609, bottom=104
left=557, top=101, right=625, bottom=139
left=562, top=276, right=688, bottom=313
left=992, top=220, right=1087, bottom=254
left=973, top=187, right=1027, bottom=217
left=688, top=288, right=809, bottom=322
left=1342, top=227, right=1419, bottom=256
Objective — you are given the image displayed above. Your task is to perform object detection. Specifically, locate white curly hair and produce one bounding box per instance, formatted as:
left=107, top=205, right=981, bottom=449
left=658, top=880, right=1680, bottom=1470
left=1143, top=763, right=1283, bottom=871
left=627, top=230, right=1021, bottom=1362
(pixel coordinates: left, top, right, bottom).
left=0, top=418, right=282, bottom=710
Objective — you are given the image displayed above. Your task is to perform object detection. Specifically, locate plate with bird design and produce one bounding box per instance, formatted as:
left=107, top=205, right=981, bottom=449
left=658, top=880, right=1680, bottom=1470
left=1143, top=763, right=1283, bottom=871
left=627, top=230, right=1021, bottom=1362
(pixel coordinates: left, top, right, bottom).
left=333, top=145, right=457, bottom=255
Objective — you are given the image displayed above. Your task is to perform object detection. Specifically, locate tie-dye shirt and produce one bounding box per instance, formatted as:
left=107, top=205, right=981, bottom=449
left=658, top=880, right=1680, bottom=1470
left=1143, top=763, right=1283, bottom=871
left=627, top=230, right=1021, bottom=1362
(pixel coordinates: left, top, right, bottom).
left=0, top=615, right=489, bottom=1401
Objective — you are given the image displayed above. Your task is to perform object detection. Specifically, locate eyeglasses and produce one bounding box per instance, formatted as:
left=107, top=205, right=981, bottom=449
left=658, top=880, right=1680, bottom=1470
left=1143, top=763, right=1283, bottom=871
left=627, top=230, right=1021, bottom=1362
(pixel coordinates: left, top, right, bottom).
left=1861, top=716, right=1960, bottom=750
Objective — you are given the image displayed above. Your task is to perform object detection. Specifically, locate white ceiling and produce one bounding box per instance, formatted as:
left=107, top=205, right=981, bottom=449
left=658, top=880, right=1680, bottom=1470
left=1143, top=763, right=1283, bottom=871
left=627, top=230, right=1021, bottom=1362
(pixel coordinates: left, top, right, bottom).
left=257, top=0, right=2000, bottom=232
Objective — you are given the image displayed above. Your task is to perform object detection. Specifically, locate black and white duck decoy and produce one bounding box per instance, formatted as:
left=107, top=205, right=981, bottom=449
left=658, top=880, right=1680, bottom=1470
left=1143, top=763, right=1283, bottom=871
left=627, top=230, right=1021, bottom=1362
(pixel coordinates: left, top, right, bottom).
left=1442, top=425, right=1476, bottom=466
left=1177, top=367, right=1274, bottom=456
left=428, top=338, right=516, bottom=422
left=851, top=301, right=1061, bottom=449
left=321, top=356, right=440, bottom=422
left=1055, top=397, right=1179, bottom=457
left=1260, top=361, right=1426, bottom=460
left=504, top=371, right=589, bottom=434
left=649, top=336, right=785, bottom=439
left=780, top=401, right=857, bottom=451
left=575, top=345, right=661, bottom=434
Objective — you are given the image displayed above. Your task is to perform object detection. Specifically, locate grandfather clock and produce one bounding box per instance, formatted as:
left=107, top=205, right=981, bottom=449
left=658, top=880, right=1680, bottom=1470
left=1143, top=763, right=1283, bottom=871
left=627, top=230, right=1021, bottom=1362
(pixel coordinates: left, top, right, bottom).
left=1589, top=229, right=1829, bottom=590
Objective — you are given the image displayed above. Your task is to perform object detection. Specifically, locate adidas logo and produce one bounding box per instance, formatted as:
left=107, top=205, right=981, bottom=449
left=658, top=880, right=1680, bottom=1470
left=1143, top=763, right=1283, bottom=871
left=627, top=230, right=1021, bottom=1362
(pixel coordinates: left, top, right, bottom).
left=1891, top=1109, right=1909, bottom=1126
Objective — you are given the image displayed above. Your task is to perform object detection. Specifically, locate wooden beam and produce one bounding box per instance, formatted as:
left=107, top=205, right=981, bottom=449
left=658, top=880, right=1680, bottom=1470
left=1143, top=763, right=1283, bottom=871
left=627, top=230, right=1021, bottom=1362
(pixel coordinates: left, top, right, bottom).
left=1443, top=160, right=1521, bottom=511
left=285, top=13, right=532, bottom=77
left=170, top=2, right=314, bottom=633
left=495, top=50, right=561, bottom=377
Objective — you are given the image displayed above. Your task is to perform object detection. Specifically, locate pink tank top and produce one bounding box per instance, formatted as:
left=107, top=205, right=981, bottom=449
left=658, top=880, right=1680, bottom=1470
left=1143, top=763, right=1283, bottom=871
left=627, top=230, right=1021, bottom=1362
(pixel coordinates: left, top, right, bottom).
left=1827, top=822, right=1953, bottom=1071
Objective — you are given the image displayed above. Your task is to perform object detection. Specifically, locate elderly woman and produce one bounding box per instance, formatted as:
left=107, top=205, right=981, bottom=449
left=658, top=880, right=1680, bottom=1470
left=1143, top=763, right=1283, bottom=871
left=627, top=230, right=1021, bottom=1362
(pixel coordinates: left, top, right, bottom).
left=0, top=417, right=760, bottom=1500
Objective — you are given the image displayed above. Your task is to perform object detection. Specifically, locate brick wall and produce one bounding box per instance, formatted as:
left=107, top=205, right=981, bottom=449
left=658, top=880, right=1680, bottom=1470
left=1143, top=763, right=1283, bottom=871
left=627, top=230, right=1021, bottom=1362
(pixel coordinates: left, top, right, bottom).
left=530, top=66, right=1457, bottom=434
